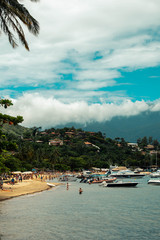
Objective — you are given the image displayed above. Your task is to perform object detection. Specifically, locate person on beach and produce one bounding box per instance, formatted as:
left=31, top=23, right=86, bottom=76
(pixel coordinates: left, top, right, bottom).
left=19, top=175, right=22, bottom=182
left=0, top=177, right=3, bottom=190
left=11, top=177, right=15, bottom=185
left=79, top=187, right=83, bottom=194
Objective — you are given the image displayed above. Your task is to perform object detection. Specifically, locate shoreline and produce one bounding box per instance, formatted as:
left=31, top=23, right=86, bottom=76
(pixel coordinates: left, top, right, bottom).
left=0, top=180, right=62, bottom=202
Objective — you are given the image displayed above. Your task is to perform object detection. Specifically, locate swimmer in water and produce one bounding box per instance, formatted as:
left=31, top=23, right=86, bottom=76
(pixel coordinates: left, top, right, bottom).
left=67, top=182, right=69, bottom=190
left=79, top=187, right=83, bottom=194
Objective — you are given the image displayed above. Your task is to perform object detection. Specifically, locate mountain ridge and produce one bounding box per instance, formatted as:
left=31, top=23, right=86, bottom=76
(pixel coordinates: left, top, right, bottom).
left=2, top=111, right=160, bottom=142
left=56, top=111, right=160, bottom=142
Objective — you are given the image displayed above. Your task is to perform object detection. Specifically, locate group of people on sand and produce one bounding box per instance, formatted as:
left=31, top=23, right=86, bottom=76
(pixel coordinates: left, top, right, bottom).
left=0, top=174, right=23, bottom=190
left=66, top=183, right=83, bottom=194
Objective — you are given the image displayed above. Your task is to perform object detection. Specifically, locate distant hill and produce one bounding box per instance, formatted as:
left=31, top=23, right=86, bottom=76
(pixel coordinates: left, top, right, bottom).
left=56, top=111, right=160, bottom=142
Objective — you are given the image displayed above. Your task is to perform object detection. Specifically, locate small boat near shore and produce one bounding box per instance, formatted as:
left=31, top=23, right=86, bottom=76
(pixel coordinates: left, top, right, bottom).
left=148, top=179, right=160, bottom=185
left=90, top=177, right=116, bottom=184
left=105, top=181, right=138, bottom=187
left=47, top=183, right=56, bottom=187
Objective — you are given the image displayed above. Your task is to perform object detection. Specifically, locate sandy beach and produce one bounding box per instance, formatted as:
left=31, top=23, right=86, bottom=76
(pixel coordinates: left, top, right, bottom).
left=0, top=180, right=60, bottom=201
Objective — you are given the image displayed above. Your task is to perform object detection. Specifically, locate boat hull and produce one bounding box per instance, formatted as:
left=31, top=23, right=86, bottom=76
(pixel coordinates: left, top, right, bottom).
left=148, top=180, right=160, bottom=185
left=150, top=174, right=160, bottom=178
left=109, top=174, right=145, bottom=178
left=105, top=182, right=138, bottom=187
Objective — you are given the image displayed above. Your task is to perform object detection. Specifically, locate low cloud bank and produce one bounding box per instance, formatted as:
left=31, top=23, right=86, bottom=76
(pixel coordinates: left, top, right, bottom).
left=2, top=93, right=160, bottom=129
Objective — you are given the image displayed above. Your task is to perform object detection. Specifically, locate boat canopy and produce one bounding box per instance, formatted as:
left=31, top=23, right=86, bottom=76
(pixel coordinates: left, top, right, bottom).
left=12, top=171, right=22, bottom=174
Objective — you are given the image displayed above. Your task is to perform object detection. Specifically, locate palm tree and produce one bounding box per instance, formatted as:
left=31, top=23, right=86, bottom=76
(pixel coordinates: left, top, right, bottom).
left=0, top=0, right=39, bottom=50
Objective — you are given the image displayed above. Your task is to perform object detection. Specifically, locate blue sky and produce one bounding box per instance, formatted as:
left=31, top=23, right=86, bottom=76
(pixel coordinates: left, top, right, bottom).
left=114, top=67, right=160, bottom=102
left=0, top=0, right=160, bottom=128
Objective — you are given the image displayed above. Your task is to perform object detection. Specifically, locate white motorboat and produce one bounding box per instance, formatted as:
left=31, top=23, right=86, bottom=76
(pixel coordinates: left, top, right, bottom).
left=47, top=183, right=56, bottom=187
left=109, top=170, right=145, bottom=178
left=150, top=170, right=160, bottom=178
left=148, top=179, right=160, bottom=185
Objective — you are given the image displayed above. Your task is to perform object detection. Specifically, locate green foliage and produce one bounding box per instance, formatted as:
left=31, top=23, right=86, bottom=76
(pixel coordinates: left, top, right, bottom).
left=0, top=155, right=10, bottom=173
left=2, top=154, right=22, bottom=171
left=0, top=99, right=13, bottom=108
left=0, top=123, right=160, bottom=173
left=0, top=98, right=24, bottom=173
left=0, top=0, right=39, bottom=50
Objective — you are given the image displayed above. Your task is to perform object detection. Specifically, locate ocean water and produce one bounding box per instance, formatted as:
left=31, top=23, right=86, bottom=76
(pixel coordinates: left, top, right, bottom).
left=0, top=176, right=160, bottom=240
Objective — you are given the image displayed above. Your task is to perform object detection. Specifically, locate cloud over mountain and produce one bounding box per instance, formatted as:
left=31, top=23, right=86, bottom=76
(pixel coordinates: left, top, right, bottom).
left=1, top=93, right=159, bottom=129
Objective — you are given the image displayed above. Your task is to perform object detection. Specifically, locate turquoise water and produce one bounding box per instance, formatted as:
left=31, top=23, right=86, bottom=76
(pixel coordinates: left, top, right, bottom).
left=0, top=177, right=160, bottom=240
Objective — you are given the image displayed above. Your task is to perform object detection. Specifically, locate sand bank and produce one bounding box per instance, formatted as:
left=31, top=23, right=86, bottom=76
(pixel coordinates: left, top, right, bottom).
left=0, top=180, right=61, bottom=201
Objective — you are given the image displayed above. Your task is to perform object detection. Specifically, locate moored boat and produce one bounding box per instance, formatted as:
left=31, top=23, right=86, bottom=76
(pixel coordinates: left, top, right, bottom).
left=150, top=170, right=160, bottom=178
left=105, top=180, right=138, bottom=187
left=148, top=179, right=160, bottom=185
left=109, top=170, right=145, bottom=178
left=47, top=183, right=56, bottom=187
left=58, top=174, right=77, bottom=182
left=91, top=177, right=116, bottom=184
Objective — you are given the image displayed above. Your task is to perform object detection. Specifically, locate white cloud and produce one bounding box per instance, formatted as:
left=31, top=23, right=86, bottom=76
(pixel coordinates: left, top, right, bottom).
left=0, top=0, right=160, bottom=89
left=151, top=100, right=160, bottom=111
left=0, top=0, right=160, bottom=118
left=1, top=93, right=159, bottom=129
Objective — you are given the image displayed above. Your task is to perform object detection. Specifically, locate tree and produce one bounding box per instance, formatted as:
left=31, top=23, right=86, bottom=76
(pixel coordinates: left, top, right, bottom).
left=0, top=99, right=23, bottom=128
left=0, top=0, right=39, bottom=50
left=153, top=139, right=159, bottom=149
left=137, top=136, right=148, bottom=150
left=148, top=136, right=153, bottom=145
left=0, top=99, right=23, bottom=172
left=32, top=126, right=41, bottom=142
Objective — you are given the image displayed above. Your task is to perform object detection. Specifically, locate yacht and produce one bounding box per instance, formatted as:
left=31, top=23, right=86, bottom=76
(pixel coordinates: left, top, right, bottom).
left=150, top=170, right=160, bottom=178
left=109, top=169, right=145, bottom=178
left=148, top=179, right=160, bottom=185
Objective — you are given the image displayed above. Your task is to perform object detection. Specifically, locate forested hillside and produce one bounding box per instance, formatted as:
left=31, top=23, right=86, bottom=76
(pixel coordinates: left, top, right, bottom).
left=0, top=126, right=159, bottom=173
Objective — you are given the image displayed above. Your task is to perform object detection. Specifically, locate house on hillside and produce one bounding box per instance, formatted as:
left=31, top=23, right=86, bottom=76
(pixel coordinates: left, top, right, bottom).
left=40, top=132, right=48, bottom=135
left=65, top=132, right=76, bottom=137
left=127, top=143, right=138, bottom=148
left=49, top=139, right=63, bottom=146
left=84, top=142, right=100, bottom=151
left=145, top=145, right=155, bottom=150
left=84, top=141, right=92, bottom=147
left=36, top=140, right=43, bottom=143
left=127, top=143, right=140, bottom=151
